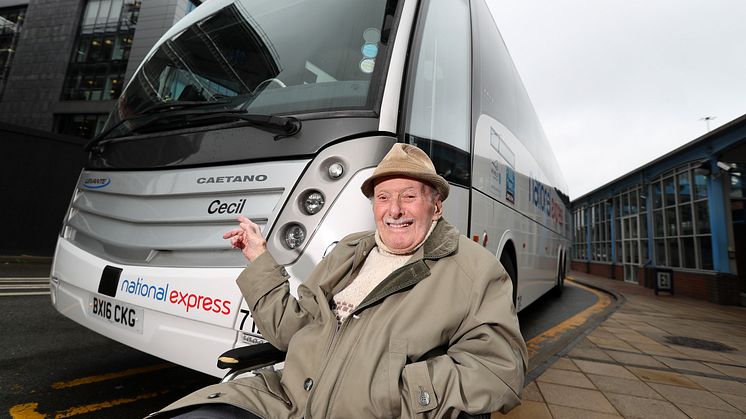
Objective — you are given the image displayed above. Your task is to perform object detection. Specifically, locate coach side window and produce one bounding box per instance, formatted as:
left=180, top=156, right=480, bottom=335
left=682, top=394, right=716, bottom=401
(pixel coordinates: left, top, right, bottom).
left=402, top=0, right=471, bottom=187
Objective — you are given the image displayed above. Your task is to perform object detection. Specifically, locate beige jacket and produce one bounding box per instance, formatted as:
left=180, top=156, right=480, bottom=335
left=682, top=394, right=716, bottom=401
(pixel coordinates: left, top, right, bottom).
left=155, top=219, right=527, bottom=418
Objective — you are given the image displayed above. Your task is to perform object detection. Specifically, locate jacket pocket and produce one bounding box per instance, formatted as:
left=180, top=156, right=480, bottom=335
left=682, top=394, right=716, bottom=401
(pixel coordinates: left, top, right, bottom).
left=403, top=361, right=438, bottom=414
left=388, top=338, right=407, bottom=418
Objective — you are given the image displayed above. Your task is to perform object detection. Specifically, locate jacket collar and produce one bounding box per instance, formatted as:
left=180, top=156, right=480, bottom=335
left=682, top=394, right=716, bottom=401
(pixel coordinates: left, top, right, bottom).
left=340, top=219, right=460, bottom=313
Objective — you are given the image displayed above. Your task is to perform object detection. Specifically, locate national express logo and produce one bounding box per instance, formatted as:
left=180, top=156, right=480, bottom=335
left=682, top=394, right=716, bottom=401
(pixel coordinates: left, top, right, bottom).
left=528, top=177, right=564, bottom=226
left=119, top=277, right=232, bottom=315
left=83, top=177, right=111, bottom=189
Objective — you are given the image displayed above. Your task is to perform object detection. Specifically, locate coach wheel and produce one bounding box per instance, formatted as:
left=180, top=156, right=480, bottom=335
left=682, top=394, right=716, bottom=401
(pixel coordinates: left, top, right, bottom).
left=553, top=253, right=565, bottom=296
left=500, top=253, right=517, bottom=307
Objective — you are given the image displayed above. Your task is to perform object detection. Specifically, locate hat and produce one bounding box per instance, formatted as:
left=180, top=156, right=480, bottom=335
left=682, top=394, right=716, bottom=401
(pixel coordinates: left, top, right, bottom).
left=361, top=143, right=449, bottom=201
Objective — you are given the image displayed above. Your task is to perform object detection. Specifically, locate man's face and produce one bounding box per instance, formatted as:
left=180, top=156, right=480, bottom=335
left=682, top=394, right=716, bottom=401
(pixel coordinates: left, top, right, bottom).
left=372, top=176, right=443, bottom=253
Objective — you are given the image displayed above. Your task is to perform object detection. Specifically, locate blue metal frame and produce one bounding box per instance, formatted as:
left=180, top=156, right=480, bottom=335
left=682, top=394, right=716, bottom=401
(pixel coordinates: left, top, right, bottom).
left=585, top=207, right=591, bottom=261
left=707, top=158, right=730, bottom=273
left=609, top=200, right=616, bottom=263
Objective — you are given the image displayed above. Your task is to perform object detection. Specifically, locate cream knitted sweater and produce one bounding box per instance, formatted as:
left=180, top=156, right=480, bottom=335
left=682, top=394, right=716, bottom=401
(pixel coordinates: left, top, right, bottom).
left=332, top=221, right=436, bottom=323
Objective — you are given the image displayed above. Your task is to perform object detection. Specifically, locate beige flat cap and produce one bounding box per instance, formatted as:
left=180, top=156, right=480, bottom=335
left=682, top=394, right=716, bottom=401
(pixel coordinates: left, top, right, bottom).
left=361, top=143, right=449, bottom=201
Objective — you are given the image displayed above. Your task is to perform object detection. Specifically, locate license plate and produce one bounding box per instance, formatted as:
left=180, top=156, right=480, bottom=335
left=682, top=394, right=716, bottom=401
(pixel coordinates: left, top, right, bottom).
left=88, top=294, right=144, bottom=334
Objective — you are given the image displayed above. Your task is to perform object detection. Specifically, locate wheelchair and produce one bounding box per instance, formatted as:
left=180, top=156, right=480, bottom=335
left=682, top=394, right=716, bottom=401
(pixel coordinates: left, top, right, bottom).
left=217, top=343, right=491, bottom=419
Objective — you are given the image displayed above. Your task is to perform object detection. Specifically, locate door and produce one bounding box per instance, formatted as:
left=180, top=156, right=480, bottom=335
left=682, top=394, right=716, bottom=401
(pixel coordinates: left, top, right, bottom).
left=621, top=189, right=642, bottom=283
left=729, top=166, right=746, bottom=300
left=400, top=0, right=472, bottom=234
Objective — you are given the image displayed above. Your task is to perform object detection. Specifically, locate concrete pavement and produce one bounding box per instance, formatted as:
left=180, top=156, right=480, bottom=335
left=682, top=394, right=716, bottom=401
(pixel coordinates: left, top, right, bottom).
left=502, top=270, right=746, bottom=419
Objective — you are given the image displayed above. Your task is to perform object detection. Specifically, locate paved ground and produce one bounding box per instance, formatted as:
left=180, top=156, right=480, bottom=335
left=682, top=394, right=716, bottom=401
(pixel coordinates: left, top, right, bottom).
left=501, top=270, right=746, bottom=419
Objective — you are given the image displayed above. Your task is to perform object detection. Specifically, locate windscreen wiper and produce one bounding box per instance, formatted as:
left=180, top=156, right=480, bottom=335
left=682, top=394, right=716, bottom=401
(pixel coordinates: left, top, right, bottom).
left=188, top=112, right=302, bottom=139
left=139, top=99, right=231, bottom=114
left=86, top=110, right=301, bottom=152
left=85, top=100, right=232, bottom=151
left=130, top=111, right=302, bottom=139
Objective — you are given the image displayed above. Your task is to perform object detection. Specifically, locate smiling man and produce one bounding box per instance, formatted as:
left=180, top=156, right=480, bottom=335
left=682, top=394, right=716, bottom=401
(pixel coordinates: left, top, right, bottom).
left=153, top=143, right=527, bottom=419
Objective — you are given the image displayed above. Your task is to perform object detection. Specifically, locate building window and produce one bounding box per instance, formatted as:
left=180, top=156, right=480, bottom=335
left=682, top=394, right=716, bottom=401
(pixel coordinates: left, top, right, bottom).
left=640, top=190, right=649, bottom=262
left=61, top=0, right=140, bottom=101
left=613, top=186, right=648, bottom=266
left=0, top=6, right=26, bottom=97
left=573, top=207, right=588, bottom=261
left=651, top=164, right=712, bottom=270
left=55, top=114, right=108, bottom=139
left=589, top=200, right=611, bottom=262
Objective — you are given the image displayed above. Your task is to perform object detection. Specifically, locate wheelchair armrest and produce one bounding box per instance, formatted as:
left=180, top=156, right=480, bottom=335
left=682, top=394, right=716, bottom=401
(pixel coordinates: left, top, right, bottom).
left=217, top=342, right=286, bottom=371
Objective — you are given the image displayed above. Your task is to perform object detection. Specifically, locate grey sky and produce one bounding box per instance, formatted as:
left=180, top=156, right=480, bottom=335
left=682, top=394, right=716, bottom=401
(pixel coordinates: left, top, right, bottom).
left=490, top=0, right=746, bottom=199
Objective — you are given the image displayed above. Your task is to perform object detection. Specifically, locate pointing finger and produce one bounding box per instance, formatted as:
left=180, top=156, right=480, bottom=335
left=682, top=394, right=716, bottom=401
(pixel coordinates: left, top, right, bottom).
left=223, top=229, right=242, bottom=239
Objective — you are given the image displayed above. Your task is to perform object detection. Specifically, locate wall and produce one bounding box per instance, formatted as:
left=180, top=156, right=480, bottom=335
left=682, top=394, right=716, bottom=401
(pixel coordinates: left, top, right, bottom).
left=0, top=122, right=86, bottom=255
left=571, top=261, right=619, bottom=279
left=573, top=260, right=741, bottom=305
left=0, top=0, right=82, bottom=130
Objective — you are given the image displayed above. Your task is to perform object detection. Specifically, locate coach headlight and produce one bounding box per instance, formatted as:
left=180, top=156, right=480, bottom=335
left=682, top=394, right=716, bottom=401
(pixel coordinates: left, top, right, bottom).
left=301, top=190, right=325, bottom=215
left=283, top=223, right=306, bottom=249
left=327, top=162, right=344, bottom=179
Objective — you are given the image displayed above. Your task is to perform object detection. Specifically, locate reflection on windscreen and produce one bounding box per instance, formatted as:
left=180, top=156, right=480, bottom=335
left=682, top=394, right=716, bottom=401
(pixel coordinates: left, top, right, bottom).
left=111, top=0, right=397, bottom=129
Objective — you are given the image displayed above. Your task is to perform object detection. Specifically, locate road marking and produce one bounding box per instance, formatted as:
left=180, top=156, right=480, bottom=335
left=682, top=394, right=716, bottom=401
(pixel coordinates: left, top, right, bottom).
left=54, top=391, right=167, bottom=418
left=0, top=278, right=51, bottom=297
left=525, top=278, right=612, bottom=359
left=9, top=365, right=176, bottom=418
left=8, top=403, right=45, bottom=419
left=8, top=391, right=167, bottom=419
left=51, top=363, right=173, bottom=389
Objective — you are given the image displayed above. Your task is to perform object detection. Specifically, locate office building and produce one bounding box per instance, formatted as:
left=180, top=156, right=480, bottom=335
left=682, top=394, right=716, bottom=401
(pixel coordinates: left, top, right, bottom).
left=0, top=0, right=198, bottom=138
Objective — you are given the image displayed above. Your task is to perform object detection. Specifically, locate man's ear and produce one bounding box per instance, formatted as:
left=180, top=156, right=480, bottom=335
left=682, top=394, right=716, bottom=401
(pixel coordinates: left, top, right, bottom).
left=432, top=200, right=443, bottom=220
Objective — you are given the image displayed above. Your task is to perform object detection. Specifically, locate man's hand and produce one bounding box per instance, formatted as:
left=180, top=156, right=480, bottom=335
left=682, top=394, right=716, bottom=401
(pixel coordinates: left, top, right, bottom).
left=223, top=215, right=267, bottom=262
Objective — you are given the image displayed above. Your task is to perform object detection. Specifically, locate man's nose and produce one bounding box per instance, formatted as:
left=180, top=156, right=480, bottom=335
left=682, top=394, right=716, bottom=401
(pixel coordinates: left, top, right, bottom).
left=388, top=199, right=403, bottom=216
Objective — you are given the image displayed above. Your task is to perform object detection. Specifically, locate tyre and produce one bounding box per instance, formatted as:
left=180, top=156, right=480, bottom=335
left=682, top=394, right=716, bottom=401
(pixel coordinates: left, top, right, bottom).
left=500, top=253, right=517, bottom=307
left=553, top=253, right=565, bottom=296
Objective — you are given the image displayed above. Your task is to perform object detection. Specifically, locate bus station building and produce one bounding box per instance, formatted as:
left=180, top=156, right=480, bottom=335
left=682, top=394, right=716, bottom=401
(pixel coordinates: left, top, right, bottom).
left=571, top=114, right=746, bottom=306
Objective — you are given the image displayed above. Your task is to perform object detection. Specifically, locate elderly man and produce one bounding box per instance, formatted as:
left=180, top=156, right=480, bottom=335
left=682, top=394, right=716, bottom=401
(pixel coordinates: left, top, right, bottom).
left=154, top=143, right=527, bottom=418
